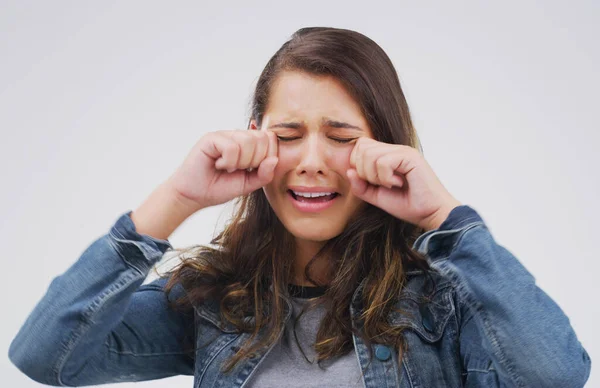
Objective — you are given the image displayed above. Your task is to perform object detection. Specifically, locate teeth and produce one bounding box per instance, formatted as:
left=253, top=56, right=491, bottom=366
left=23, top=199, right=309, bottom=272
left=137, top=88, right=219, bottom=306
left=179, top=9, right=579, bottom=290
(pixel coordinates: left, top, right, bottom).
left=293, top=191, right=334, bottom=198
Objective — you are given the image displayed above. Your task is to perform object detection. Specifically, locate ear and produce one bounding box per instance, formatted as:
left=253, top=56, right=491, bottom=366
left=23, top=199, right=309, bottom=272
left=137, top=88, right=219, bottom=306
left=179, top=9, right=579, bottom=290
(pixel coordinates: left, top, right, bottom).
left=249, top=119, right=258, bottom=130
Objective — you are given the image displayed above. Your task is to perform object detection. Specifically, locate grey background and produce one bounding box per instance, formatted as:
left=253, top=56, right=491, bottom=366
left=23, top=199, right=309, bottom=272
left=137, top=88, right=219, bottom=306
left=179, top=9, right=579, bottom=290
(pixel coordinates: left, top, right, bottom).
left=1, top=1, right=598, bottom=387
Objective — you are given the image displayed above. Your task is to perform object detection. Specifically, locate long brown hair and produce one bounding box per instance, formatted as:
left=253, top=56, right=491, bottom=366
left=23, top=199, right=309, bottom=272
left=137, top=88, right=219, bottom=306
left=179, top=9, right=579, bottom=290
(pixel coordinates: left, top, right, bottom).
left=164, top=26, right=432, bottom=372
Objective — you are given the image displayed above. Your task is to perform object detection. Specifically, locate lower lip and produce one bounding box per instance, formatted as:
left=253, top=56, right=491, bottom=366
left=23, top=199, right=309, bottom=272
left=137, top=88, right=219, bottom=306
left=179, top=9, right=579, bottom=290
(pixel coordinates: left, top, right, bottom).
left=287, top=191, right=339, bottom=213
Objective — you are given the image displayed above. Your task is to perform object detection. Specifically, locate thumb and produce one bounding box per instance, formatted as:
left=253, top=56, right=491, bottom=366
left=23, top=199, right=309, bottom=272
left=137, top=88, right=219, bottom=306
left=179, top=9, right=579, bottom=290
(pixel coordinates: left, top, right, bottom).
left=244, top=156, right=278, bottom=192
left=346, top=168, right=378, bottom=204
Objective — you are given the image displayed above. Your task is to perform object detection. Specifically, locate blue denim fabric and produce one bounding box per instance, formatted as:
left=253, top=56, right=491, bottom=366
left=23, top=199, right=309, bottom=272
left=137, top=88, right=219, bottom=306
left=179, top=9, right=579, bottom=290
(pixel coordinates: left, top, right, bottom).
left=9, top=205, right=591, bottom=387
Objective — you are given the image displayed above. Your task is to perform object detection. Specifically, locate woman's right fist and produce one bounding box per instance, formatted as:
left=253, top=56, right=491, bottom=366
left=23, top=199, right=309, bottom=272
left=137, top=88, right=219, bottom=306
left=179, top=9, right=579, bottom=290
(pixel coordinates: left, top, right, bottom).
left=167, top=128, right=279, bottom=211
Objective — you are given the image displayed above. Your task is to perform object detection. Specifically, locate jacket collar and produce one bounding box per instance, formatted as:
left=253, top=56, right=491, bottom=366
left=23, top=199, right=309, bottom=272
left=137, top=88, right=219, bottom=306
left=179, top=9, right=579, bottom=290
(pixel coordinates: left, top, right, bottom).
left=197, top=268, right=451, bottom=335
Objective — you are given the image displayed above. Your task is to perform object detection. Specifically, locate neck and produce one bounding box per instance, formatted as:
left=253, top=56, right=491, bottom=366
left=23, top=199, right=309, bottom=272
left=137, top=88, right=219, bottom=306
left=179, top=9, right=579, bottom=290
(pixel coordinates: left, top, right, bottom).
left=292, top=238, right=330, bottom=286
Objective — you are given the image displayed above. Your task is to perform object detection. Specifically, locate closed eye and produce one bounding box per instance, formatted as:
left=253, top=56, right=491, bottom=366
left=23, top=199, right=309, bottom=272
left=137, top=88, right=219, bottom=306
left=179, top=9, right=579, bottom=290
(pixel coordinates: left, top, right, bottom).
left=276, top=136, right=300, bottom=142
left=276, top=136, right=356, bottom=144
left=330, top=137, right=356, bottom=144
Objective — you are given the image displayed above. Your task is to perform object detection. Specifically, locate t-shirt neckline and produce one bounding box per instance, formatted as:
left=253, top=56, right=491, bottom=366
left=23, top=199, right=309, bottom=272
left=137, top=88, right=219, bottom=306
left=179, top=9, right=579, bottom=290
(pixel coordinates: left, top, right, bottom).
left=287, top=283, right=327, bottom=299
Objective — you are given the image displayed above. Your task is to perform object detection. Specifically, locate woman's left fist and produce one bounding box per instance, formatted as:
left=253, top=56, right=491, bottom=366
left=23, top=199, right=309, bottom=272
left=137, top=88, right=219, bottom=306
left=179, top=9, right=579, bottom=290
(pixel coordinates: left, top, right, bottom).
left=347, top=137, right=462, bottom=231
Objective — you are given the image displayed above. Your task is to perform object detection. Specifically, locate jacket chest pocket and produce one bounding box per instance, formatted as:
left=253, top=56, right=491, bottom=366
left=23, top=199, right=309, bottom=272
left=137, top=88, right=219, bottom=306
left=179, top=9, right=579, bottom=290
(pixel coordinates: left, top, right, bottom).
left=389, top=286, right=463, bottom=388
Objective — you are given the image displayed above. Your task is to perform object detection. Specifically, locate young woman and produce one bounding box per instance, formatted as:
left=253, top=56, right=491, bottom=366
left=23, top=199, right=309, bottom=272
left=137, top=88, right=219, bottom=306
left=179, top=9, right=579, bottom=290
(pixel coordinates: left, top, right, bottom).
left=9, top=27, right=590, bottom=387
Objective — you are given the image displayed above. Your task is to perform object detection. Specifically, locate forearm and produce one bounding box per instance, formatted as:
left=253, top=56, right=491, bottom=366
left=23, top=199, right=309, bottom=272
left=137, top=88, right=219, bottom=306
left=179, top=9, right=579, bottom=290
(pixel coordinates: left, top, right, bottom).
left=131, top=178, right=200, bottom=240
left=9, top=212, right=172, bottom=385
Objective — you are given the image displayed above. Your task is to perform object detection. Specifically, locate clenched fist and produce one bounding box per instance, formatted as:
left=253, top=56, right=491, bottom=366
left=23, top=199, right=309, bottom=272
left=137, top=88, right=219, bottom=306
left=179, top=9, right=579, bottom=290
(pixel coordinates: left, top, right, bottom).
left=167, top=128, right=279, bottom=211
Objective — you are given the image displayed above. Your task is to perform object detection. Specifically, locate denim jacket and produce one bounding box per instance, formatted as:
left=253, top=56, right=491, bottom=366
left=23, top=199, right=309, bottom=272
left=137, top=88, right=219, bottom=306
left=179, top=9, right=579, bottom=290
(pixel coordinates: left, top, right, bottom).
left=9, top=205, right=591, bottom=387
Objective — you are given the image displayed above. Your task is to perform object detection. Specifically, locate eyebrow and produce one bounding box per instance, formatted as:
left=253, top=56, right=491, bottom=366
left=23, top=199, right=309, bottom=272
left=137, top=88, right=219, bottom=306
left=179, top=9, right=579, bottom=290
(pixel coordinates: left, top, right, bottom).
left=269, top=119, right=365, bottom=133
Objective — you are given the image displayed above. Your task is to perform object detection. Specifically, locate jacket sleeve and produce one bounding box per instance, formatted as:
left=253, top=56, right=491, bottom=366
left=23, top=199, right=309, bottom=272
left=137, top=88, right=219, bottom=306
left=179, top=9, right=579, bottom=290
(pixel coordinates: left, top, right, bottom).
left=8, top=211, right=195, bottom=387
left=412, top=205, right=591, bottom=388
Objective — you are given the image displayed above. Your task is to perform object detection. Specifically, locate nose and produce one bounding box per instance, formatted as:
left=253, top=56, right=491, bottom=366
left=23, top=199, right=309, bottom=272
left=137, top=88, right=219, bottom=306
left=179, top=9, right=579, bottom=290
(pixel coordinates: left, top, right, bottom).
left=295, top=134, right=328, bottom=177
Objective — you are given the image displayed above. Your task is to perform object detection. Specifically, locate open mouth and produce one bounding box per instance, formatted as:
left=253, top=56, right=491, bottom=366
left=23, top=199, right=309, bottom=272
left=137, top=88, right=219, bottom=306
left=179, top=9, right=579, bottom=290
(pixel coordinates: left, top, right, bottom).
left=287, top=189, right=340, bottom=203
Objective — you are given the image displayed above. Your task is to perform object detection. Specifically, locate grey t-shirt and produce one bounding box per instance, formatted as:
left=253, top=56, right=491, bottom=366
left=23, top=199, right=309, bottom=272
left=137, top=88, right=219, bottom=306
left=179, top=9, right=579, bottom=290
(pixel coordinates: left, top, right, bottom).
left=245, top=286, right=364, bottom=387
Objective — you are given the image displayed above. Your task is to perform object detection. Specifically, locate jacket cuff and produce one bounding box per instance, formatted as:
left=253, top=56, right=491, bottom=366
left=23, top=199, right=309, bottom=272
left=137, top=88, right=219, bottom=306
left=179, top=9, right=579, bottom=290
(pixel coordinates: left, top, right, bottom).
left=436, top=205, right=483, bottom=231
left=412, top=205, right=485, bottom=258
left=108, top=210, right=173, bottom=272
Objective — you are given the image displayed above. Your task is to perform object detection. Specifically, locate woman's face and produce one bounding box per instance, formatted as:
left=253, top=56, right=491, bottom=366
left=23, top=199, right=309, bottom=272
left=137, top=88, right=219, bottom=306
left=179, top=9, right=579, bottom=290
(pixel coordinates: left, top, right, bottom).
left=257, top=70, right=374, bottom=247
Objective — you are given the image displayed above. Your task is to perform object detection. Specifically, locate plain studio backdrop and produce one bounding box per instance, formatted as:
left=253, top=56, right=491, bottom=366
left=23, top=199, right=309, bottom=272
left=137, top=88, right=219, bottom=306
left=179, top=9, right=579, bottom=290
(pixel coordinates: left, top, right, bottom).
left=1, top=1, right=598, bottom=387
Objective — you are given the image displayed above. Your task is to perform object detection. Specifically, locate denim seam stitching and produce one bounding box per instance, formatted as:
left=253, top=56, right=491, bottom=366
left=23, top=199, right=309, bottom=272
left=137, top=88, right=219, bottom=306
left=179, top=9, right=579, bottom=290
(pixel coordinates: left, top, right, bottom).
left=418, top=221, right=484, bottom=257
left=401, top=351, right=416, bottom=388
left=437, top=227, right=526, bottom=388
left=197, top=334, right=241, bottom=387
left=197, top=309, right=238, bottom=334
left=115, top=212, right=173, bottom=250
left=53, top=270, right=141, bottom=386
left=108, top=219, right=165, bottom=274
left=109, top=223, right=127, bottom=240
left=389, top=346, right=401, bottom=388
left=350, top=328, right=368, bottom=388
left=463, top=367, right=496, bottom=374
left=105, top=344, right=190, bottom=357
left=107, top=235, right=150, bottom=276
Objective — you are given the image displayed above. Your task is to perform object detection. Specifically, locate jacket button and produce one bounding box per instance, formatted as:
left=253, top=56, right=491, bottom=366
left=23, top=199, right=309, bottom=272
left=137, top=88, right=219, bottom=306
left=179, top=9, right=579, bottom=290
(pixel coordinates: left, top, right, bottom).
left=375, top=344, right=391, bottom=362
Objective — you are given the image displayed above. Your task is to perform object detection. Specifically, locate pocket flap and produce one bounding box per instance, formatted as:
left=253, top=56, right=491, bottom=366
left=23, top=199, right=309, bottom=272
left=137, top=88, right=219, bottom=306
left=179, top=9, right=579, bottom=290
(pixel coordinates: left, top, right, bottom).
left=388, top=285, right=454, bottom=343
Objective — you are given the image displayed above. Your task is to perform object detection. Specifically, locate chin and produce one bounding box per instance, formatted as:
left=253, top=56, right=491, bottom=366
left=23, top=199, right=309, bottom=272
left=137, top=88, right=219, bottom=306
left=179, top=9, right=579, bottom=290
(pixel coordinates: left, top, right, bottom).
left=285, top=219, right=345, bottom=243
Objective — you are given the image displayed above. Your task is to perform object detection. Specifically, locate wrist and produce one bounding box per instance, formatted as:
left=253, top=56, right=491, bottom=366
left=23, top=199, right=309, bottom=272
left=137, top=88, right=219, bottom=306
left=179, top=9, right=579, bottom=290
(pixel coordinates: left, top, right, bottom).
left=164, top=178, right=207, bottom=216
left=130, top=181, right=200, bottom=241
left=420, top=199, right=462, bottom=232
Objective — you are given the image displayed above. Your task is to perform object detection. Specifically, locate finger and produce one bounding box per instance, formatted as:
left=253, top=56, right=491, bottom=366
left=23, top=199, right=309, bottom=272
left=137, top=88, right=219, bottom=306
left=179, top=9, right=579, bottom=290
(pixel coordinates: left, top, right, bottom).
left=357, top=141, right=382, bottom=183
left=260, top=115, right=270, bottom=132
left=381, top=148, right=413, bottom=187
left=260, top=115, right=279, bottom=159
left=376, top=153, right=398, bottom=189
left=236, top=132, right=258, bottom=170
left=349, top=138, right=359, bottom=169
left=392, top=145, right=420, bottom=176
left=346, top=168, right=379, bottom=205
left=364, top=148, right=383, bottom=187
left=213, top=135, right=241, bottom=172
left=351, top=138, right=376, bottom=180
left=354, top=142, right=366, bottom=179
left=249, top=131, right=269, bottom=168
left=390, top=174, right=404, bottom=188
left=266, top=131, right=278, bottom=159
left=244, top=156, right=278, bottom=193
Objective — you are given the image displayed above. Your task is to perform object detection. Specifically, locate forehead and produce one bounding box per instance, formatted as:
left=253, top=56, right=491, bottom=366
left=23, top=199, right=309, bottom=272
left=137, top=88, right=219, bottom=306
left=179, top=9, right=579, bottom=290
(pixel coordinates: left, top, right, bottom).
left=265, top=70, right=368, bottom=127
